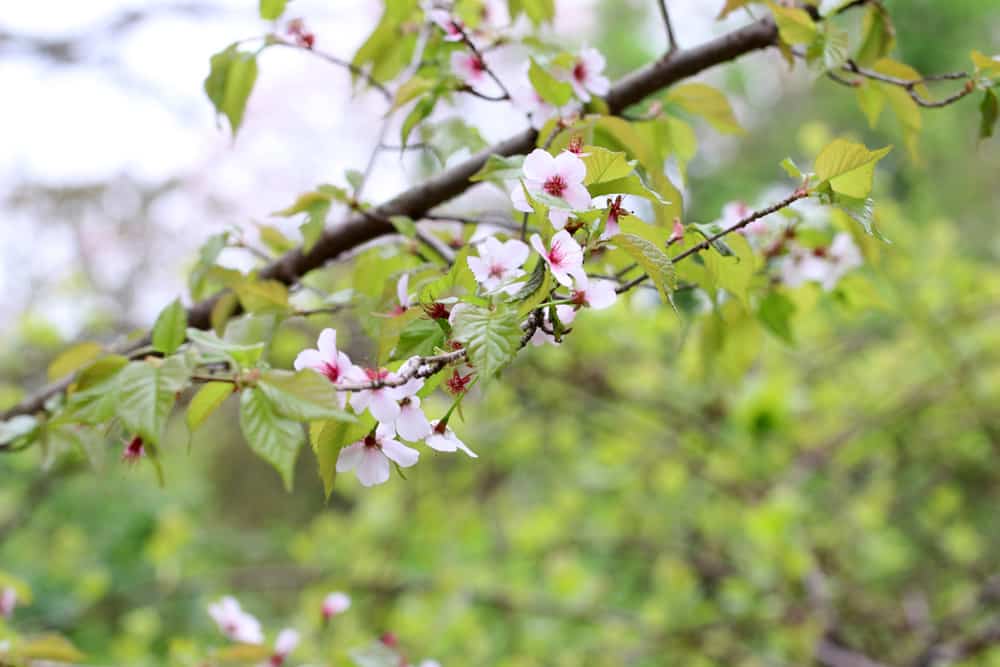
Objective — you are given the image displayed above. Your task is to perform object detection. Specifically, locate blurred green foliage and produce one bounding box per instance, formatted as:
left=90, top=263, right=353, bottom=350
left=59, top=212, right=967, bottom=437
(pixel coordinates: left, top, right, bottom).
left=1, top=1, right=999, bottom=666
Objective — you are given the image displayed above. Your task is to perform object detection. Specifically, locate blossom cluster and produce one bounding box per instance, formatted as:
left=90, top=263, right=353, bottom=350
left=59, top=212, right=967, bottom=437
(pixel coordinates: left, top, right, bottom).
left=294, top=329, right=475, bottom=487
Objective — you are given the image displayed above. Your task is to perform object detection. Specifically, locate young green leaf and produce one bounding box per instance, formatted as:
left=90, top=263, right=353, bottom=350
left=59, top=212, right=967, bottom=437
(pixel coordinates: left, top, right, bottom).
left=979, top=89, right=998, bottom=140
left=233, top=279, right=290, bottom=314
left=528, top=58, right=574, bottom=107
left=451, top=305, right=522, bottom=380
left=612, top=233, right=677, bottom=303
left=186, top=381, right=235, bottom=432
left=309, top=414, right=375, bottom=499
left=239, top=387, right=304, bottom=491
left=665, top=83, right=744, bottom=135
left=258, top=0, right=288, bottom=20
left=814, top=139, right=892, bottom=198
left=767, top=1, right=819, bottom=46
left=116, top=357, right=191, bottom=445
left=47, top=342, right=104, bottom=382
left=204, top=44, right=259, bottom=137
left=152, top=298, right=188, bottom=355
left=257, top=370, right=356, bottom=422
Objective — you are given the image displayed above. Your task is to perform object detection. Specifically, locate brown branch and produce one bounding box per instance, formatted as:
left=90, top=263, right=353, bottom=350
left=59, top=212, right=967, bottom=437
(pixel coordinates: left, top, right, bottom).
left=841, top=60, right=974, bottom=109
left=1, top=17, right=778, bottom=423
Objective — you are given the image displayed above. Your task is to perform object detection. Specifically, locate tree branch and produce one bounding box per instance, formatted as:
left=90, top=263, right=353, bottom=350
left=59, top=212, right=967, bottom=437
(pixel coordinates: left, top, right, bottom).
left=656, top=0, right=679, bottom=53
left=1, top=17, right=778, bottom=422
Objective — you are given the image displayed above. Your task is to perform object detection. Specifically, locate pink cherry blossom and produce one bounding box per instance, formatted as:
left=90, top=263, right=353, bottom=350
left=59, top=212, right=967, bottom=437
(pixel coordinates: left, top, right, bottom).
left=294, top=328, right=361, bottom=406
left=566, top=47, right=610, bottom=101
left=467, top=236, right=530, bottom=293
left=823, top=233, right=863, bottom=289
left=208, top=596, right=264, bottom=645
left=573, top=277, right=617, bottom=310
left=322, top=592, right=351, bottom=619
left=270, top=629, right=300, bottom=666
left=668, top=218, right=685, bottom=245
left=530, top=230, right=586, bottom=286
left=0, top=588, right=16, bottom=618
left=393, top=395, right=433, bottom=441
left=511, top=82, right=570, bottom=130
left=512, top=149, right=591, bottom=229
left=337, top=423, right=420, bottom=487
left=779, top=244, right=834, bottom=289
left=426, top=421, right=478, bottom=458
left=451, top=51, right=488, bottom=87
left=349, top=369, right=422, bottom=423
left=428, top=9, right=464, bottom=41
left=529, top=305, right=576, bottom=346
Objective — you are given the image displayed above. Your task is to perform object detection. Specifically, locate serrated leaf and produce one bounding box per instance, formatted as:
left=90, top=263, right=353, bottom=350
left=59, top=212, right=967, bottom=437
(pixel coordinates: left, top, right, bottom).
left=613, top=233, right=677, bottom=303
left=116, top=357, right=190, bottom=446
left=451, top=305, right=521, bottom=380
left=529, top=58, right=574, bottom=106
left=666, top=82, right=744, bottom=135
left=152, top=298, right=188, bottom=355
left=310, top=414, right=375, bottom=499
left=581, top=147, right=632, bottom=185
left=239, top=387, right=304, bottom=491
left=814, top=139, right=892, bottom=198
left=512, top=260, right=553, bottom=317
left=258, top=0, right=288, bottom=20
left=186, top=381, right=235, bottom=432
left=257, top=370, right=356, bottom=422
left=767, top=1, right=818, bottom=46
left=470, top=154, right=525, bottom=183
left=393, top=318, right=446, bottom=360
left=47, top=341, right=104, bottom=382
left=204, top=44, right=258, bottom=137
left=233, top=279, right=290, bottom=314
left=187, top=328, right=266, bottom=368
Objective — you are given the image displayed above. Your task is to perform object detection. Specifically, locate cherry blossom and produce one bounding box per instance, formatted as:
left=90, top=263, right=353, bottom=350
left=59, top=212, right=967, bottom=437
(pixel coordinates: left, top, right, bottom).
left=529, top=305, right=577, bottom=346
left=778, top=234, right=862, bottom=291
left=822, top=232, right=864, bottom=289
left=392, top=274, right=414, bottom=315
left=530, top=230, right=586, bottom=286
left=565, top=47, right=610, bottom=101
left=467, top=236, right=530, bottom=293
left=428, top=9, right=464, bottom=41
left=322, top=592, right=351, bottom=619
left=426, top=421, right=478, bottom=458
left=512, top=149, right=591, bottom=229
left=393, top=396, right=433, bottom=441
left=511, top=83, right=560, bottom=130
left=602, top=195, right=628, bottom=239
left=349, top=369, right=422, bottom=423
left=0, top=588, right=15, bottom=618
left=121, top=435, right=144, bottom=464
left=269, top=629, right=300, bottom=666
left=451, top=51, right=488, bottom=88
left=572, top=277, right=617, bottom=310
left=668, top=218, right=685, bottom=244
left=208, top=596, right=264, bottom=644
left=336, top=423, right=420, bottom=487
left=294, top=328, right=362, bottom=406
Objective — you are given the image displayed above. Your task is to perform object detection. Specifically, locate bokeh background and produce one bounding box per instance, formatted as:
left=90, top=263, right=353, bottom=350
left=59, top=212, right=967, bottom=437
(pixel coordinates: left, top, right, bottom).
left=1, top=1, right=1000, bottom=665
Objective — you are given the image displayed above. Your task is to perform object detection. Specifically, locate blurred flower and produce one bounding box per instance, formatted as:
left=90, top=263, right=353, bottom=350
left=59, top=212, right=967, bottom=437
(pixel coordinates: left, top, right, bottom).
left=530, top=230, right=586, bottom=286
left=823, top=232, right=864, bottom=289
left=350, top=369, right=422, bottom=424
left=208, top=597, right=264, bottom=644
left=392, top=274, right=414, bottom=315
left=294, top=329, right=362, bottom=406
left=668, top=218, right=685, bottom=245
left=512, top=150, right=591, bottom=230
left=337, top=423, right=420, bottom=487
left=467, top=236, right=530, bottom=294
left=426, top=421, right=478, bottom=458
left=285, top=18, right=315, bottom=49
left=451, top=51, right=488, bottom=87
left=778, top=233, right=862, bottom=291
left=322, top=592, right=351, bottom=619
left=565, top=47, right=610, bottom=101
left=0, top=588, right=16, bottom=618
left=121, top=436, right=144, bottom=464
left=573, top=277, right=617, bottom=309
left=428, top=9, right=464, bottom=41
left=269, top=629, right=299, bottom=666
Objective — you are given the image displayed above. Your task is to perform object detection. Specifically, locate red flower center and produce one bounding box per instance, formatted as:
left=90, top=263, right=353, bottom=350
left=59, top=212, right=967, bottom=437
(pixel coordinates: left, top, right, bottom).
left=364, top=434, right=378, bottom=448
left=548, top=242, right=565, bottom=266
left=471, top=55, right=486, bottom=73
left=573, top=60, right=587, bottom=82
left=365, top=368, right=389, bottom=381
left=488, top=262, right=506, bottom=278
left=543, top=174, right=568, bottom=197
left=321, top=362, right=340, bottom=382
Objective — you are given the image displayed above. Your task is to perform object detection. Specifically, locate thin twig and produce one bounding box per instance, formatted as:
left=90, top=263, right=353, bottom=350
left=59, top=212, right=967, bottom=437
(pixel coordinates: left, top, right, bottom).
left=657, top=0, right=679, bottom=53
left=841, top=60, right=974, bottom=109
left=268, top=38, right=392, bottom=101
left=458, top=26, right=512, bottom=101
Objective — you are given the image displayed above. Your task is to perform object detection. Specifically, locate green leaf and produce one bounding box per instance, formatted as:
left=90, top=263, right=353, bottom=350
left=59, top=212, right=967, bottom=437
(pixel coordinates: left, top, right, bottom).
left=856, top=81, right=886, bottom=128
left=814, top=139, right=892, bottom=198
left=152, top=298, right=188, bottom=355
left=189, top=232, right=229, bottom=300
left=15, top=634, right=86, bottom=663
left=394, top=318, right=446, bottom=360
left=979, top=89, right=999, bottom=140
left=390, top=215, right=418, bottom=239
left=767, top=1, right=818, bottom=45
left=233, top=279, right=290, bottom=313
left=717, top=0, right=753, bottom=19
left=451, top=305, right=522, bottom=380
left=351, top=1, right=418, bottom=85
left=780, top=157, right=803, bottom=180
left=701, top=234, right=759, bottom=306
left=117, top=357, right=191, bottom=445
left=239, top=387, right=304, bottom=491
left=666, top=82, right=744, bottom=135
left=420, top=118, right=488, bottom=162
left=512, top=260, right=553, bottom=317
left=391, top=75, right=436, bottom=112
left=470, top=154, right=525, bottom=183
left=855, top=4, right=895, bottom=66
left=587, top=172, right=669, bottom=206
left=259, top=0, right=288, bottom=20
left=310, top=414, right=375, bottom=499
left=507, top=0, right=556, bottom=26
left=757, top=291, right=796, bottom=343
left=186, top=381, right=235, bottom=432
left=257, top=370, right=356, bottom=422
left=971, top=50, right=1000, bottom=78
left=581, top=147, right=632, bottom=185
left=186, top=328, right=266, bottom=368
left=528, top=58, right=574, bottom=106
left=273, top=185, right=348, bottom=253
left=47, top=342, right=104, bottom=382
left=401, top=92, right=440, bottom=148
left=612, top=233, right=677, bottom=303
left=204, top=44, right=258, bottom=137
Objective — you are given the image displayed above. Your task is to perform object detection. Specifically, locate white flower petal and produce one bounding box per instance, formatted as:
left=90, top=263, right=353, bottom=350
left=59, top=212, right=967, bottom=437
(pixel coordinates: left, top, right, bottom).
left=369, top=390, right=402, bottom=423
left=553, top=151, right=586, bottom=184
left=293, top=349, right=325, bottom=372
left=336, top=441, right=365, bottom=472
left=356, top=448, right=390, bottom=486
left=317, top=328, right=338, bottom=359
left=522, top=149, right=555, bottom=182
left=381, top=439, right=420, bottom=468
